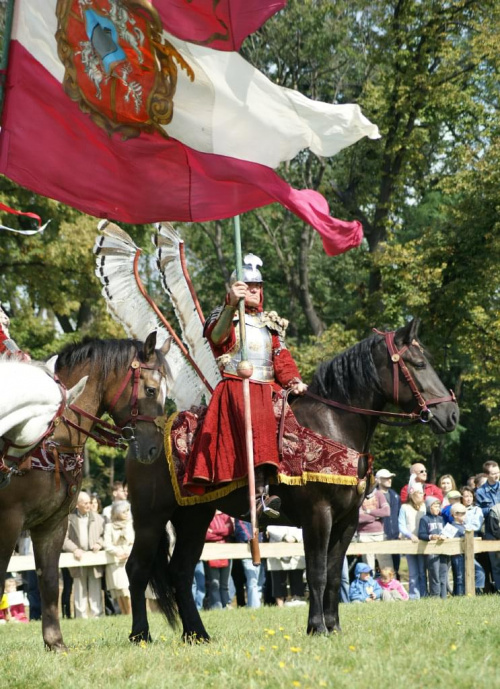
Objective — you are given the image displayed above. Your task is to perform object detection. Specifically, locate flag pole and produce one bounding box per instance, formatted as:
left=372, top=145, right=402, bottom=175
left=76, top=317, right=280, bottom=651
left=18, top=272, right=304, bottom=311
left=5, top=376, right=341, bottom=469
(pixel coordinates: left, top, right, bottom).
left=0, top=0, right=15, bottom=120
left=233, top=214, right=261, bottom=566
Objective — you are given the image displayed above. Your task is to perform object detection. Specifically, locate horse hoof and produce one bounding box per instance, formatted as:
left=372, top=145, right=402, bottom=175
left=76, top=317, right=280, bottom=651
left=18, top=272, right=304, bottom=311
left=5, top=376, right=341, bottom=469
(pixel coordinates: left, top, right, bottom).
left=44, top=642, right=69, bottom=653
left=327, top=626, right=342, bottom=635
left=307, top=625, right=328, bottom=636
left=182, top=631, right=210, bottom=644
left=129, top=631, right=152, bottom=644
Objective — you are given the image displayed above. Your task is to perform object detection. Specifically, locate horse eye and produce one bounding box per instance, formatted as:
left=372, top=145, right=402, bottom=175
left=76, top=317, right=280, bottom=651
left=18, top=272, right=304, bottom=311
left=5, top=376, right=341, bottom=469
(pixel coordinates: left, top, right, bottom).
left=413, top=361, right=426, bottom=370
left=146, top=387, right=157, bottom=397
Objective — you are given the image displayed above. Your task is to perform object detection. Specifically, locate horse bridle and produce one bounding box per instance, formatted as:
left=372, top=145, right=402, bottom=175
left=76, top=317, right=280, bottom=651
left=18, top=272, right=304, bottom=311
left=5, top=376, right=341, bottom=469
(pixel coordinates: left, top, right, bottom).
left=304, top=329, right=456, bottom=426
left=62, top=356, right=167, bottom=448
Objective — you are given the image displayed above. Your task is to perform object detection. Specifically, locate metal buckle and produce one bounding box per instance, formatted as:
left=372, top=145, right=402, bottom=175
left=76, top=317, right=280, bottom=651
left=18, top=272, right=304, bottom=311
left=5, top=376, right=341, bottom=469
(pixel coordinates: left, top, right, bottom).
left=120, top=426, right=136, bottom=442
left=419, top=408, right=433, bottom=423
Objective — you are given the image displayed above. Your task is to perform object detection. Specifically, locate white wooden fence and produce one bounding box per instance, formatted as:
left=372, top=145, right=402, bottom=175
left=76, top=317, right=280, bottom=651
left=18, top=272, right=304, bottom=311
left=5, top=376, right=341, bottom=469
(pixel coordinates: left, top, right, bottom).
left=7, top=532, right=500, bottom=597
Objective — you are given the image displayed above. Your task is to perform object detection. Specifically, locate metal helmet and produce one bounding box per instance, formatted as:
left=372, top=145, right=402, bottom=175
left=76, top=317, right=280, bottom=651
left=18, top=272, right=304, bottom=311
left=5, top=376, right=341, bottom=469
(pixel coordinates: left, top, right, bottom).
left=230, top=254, right=264, bottom=285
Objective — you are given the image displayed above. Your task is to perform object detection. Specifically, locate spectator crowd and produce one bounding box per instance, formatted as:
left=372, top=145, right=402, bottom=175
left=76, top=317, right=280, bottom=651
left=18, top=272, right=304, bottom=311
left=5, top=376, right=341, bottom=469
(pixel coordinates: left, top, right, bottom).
left=3, top=460, right=500, bottom=620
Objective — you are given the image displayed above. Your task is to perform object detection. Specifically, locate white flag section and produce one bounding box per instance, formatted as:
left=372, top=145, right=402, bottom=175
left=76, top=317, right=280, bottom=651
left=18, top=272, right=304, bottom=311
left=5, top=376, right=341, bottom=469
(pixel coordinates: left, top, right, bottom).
left=14, top=0, right=379, bottom=169
left=164, top=33, right=380, bottom=167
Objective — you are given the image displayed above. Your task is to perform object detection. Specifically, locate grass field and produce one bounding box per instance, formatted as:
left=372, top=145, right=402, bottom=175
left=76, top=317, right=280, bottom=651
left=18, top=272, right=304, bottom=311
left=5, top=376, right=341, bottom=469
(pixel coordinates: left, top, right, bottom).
left=1, top=597, right=499, bottom=689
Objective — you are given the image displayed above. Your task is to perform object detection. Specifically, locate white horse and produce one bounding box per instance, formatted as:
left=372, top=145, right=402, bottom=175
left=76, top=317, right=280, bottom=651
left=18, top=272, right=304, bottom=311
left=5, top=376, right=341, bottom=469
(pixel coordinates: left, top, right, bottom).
left=0, top=358, right=87, bottom=457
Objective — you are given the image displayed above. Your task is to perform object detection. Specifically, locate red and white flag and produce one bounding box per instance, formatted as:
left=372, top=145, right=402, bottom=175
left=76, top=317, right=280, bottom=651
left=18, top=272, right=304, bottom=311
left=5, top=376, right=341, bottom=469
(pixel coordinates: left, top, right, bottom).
left=0, top=0, right=380, bottom=256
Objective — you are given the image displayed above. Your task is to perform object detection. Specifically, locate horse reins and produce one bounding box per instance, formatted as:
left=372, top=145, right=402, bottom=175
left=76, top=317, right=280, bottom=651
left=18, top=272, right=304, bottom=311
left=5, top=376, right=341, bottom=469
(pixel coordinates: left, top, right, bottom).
left=304, top=329, right=456, bottom=427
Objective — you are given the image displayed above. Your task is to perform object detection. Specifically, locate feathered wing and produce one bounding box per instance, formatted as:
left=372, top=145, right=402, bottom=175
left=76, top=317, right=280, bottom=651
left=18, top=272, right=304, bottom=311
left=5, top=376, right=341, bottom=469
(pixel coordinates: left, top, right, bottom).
left=153, top=222, right=222, bottom=393
left=93, top=220, right=210, bottom=409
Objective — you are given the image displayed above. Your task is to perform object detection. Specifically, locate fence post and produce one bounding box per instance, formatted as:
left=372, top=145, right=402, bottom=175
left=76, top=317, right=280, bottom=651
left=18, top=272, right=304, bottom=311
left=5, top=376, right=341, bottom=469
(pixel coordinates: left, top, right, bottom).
left=464, top=530, right=475, bottom=597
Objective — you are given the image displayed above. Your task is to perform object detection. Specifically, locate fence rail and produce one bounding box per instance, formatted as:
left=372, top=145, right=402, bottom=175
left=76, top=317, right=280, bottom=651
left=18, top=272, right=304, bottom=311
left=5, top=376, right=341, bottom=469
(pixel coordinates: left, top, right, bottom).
left=8, top=533, right=500, bottom=597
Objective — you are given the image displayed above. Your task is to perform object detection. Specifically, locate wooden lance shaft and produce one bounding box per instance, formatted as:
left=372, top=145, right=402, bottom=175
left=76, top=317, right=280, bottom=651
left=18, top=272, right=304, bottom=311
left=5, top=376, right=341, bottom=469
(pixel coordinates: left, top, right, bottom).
left=233, top=215, right=261, bottom=566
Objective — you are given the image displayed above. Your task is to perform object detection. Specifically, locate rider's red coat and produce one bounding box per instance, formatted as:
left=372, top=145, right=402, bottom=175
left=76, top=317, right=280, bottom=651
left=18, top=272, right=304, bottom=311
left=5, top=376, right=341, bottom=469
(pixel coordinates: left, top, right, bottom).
left=183, top=317, right=302, bottom=491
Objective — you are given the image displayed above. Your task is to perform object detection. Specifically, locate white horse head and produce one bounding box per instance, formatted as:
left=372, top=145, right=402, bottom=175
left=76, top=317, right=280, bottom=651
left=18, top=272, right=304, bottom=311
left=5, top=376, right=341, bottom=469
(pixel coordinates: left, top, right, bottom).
left=0, top=359, right=87, bottom=455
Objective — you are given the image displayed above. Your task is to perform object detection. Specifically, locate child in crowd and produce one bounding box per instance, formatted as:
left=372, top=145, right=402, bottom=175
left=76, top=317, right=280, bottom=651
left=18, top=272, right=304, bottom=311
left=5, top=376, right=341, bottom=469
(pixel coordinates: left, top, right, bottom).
left=376, top=567, right=408, bottom=601
left=441, top=490, right=462, bottom=524
left=439, top=503, right=485, bottom=595
left=418, top=496, right=448, bottom=598
left=349, top=563, right=382, bottom=603
left=104, top=500, right=134, bottom=615
left=0, top=578, right=28, bottom=622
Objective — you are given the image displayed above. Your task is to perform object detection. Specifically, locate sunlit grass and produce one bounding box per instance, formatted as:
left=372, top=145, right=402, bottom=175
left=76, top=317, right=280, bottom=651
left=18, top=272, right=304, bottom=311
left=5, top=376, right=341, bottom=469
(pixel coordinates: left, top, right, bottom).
left=1, top=597, right=499, bottom=688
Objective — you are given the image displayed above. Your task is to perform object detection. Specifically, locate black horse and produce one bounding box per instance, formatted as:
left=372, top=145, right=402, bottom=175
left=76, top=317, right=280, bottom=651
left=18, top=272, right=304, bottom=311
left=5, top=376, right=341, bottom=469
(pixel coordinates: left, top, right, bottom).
left=124, top=319, right=459, bottom=642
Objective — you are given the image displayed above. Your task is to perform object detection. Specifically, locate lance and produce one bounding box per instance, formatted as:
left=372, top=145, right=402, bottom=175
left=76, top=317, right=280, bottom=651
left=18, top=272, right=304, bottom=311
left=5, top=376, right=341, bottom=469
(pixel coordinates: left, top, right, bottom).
left=233, top=214, right=261, bottom=566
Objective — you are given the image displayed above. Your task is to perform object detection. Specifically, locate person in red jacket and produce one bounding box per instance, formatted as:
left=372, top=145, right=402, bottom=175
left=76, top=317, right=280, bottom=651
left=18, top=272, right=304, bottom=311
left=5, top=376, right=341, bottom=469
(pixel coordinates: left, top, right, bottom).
left=183, top=254, right=307, bottom=520
left=400, top=463, right=443, bottom=504
left=0, top=305, right=29, bottom=360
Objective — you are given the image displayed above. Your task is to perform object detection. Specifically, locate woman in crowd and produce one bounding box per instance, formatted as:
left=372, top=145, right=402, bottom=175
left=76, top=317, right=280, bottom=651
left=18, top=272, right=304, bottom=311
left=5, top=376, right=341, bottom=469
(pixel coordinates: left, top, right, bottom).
left=266, top=526, right=307, bottom=607
left=398, top=489, right=427, bottom=599
left=460, top=486, right=484, bottom=535
left=103, top=500, right=134, bottom=614
left=438, top=475, right=457, bottom=507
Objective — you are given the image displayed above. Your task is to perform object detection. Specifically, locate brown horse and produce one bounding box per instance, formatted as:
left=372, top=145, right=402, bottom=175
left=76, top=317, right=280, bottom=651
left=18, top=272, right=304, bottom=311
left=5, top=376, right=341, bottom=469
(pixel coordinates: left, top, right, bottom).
left=0, top=332, right=170, bottom=650
left=124, top=319, right=459, bottom=642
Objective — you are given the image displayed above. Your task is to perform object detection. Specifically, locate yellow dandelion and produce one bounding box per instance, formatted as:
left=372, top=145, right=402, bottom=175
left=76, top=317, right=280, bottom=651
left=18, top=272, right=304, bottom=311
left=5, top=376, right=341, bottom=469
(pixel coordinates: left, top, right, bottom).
left=290, top=647, right=302, bottom=653
left=319, top=682, right=327, bottom=687
left=349, top=645, right=356, bottom=651
left=279, top=626, right=285, bottom=631
left=450, top=644, right=457, bottom=652
left=283, top=634, right=291, bottom=640
left=266, top=629, right=276, bottom=635
left=160, top=635, right=167, bottom=641
left=139, top=640, right=147, bottom=649
left=260, top=646, right=266, bottom=652
left=279, top=661, right=286, bottom=669
left=292, top=682, right=301, bottom=687
left=272, top=645, right=278, bottom=650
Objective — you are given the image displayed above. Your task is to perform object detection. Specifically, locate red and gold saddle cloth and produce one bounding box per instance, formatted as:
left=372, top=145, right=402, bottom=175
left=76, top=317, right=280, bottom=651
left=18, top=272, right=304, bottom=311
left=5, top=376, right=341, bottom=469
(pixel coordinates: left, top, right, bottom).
left=165, top=402, right=365, bottom=507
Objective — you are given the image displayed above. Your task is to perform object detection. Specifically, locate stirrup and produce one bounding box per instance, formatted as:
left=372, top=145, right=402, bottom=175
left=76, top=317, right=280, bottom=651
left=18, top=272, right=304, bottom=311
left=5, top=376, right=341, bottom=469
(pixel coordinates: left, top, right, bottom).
left=256, top=494, right=281, bottom=520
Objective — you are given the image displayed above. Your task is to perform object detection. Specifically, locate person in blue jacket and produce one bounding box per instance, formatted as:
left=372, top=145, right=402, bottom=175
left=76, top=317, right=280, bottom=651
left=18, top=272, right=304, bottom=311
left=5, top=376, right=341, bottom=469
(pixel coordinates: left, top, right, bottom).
left=349, top=563, right=382, bottom=603
left=418, top=496, right=448, bottom=599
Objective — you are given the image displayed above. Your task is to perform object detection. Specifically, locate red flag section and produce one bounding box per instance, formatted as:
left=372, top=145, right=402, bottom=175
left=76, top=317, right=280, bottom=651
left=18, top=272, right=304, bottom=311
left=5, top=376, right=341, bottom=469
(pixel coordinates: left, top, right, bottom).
left=0, top=1, right=378, bottom=257
left=156, top=0, right=287, bottom=50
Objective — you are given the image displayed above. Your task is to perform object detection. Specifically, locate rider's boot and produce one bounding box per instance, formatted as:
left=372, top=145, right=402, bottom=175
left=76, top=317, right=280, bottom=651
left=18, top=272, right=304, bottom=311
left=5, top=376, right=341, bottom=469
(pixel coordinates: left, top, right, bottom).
left=255, top=465, right=281, bottom=522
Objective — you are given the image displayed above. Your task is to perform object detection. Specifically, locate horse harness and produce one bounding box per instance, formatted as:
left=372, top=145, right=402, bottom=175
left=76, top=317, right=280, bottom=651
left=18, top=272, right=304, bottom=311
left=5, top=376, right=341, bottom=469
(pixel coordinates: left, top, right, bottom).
left=0, top=355, right=166, bottom=493
left=304, top=328, right=456, bottom=427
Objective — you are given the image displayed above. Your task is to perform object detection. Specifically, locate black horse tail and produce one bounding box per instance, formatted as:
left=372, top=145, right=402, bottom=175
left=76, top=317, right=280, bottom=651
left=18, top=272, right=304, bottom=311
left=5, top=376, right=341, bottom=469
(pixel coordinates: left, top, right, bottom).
left=147, top=528, right=179, bottom=629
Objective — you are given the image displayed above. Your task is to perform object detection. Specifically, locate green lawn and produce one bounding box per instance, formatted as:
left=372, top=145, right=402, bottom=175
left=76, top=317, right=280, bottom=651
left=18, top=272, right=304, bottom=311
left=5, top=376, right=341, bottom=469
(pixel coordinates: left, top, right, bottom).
left=1, top=597, right=499, bottom=689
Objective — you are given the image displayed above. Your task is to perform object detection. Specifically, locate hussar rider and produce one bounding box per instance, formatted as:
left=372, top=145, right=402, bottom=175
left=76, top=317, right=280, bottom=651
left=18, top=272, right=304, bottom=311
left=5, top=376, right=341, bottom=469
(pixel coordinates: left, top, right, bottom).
left=183, top=254, right=307, bottom=520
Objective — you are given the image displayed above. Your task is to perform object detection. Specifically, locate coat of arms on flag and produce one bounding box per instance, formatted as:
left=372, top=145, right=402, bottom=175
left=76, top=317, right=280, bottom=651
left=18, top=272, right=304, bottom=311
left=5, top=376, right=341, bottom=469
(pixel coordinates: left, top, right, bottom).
left=55, top=0, right=194, bottom=139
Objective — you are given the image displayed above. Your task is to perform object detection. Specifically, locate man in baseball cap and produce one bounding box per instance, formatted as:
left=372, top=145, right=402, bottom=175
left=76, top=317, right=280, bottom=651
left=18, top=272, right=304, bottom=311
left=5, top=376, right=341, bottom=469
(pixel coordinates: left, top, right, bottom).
left=374, top=469, right=400, bottom=577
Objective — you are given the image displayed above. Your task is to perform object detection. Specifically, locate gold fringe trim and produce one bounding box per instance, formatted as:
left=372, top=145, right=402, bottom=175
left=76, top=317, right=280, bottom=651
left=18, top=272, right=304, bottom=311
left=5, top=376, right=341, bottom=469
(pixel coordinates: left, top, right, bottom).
left=164, top=411, right=247, bottom=506
left=278, top=472, right=359, bottom=487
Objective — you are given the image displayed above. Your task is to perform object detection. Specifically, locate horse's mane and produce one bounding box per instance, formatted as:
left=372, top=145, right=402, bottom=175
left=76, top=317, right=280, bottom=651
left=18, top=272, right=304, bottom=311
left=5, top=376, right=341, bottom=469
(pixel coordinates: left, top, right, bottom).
left=308, top=333, right=383, bottom=404
left=54, top=338, right=143, bottom=387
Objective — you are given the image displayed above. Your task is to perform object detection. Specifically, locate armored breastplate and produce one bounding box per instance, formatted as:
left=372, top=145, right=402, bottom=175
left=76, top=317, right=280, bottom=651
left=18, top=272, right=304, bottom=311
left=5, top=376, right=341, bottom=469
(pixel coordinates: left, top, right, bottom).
left=221, top=312, right=274, bottom=382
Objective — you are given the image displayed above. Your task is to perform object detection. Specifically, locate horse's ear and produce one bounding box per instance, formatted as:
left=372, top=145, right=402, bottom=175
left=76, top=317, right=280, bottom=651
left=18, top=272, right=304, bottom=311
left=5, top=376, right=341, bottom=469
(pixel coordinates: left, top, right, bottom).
left=395, top=318, right=421, bottom=346
left=67, top=376, right=88, bottom=405
left=144, top=331, right=158, bottom=361
left=160, top=336, right=171, bottom=356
